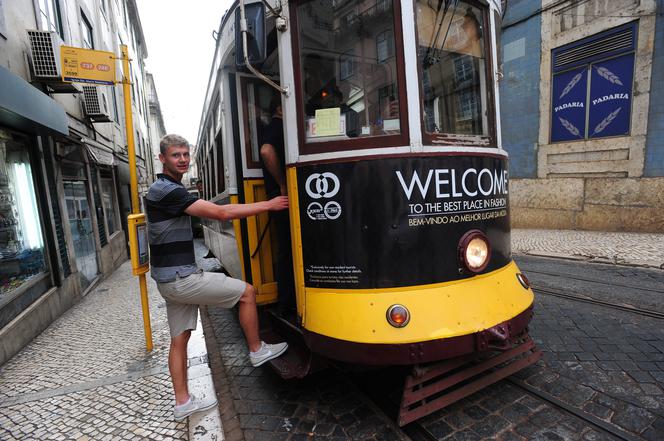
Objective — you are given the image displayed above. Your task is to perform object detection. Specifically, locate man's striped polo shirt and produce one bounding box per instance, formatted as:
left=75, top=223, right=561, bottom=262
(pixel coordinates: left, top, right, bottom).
left=146, top=174, right=199, bottom=283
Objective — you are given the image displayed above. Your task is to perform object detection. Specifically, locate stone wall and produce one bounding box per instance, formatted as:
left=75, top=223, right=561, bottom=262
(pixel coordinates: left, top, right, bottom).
left=511, top=177, right=664, bottom=232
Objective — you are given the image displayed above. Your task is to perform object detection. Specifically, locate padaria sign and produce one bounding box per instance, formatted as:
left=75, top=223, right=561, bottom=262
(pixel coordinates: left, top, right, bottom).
left=551, top=22, right=636, bottom=143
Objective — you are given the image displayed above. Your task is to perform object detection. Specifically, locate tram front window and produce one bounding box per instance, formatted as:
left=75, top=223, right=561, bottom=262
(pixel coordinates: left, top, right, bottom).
left=296, top=0, right=402, bottom=142
left=416, top=1, right=490, bottom=138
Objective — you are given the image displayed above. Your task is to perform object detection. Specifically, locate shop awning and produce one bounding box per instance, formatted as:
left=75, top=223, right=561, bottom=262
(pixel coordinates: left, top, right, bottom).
left=82, top=137, right=115, bottom=166
left=0, top=66, right=68, bottom=136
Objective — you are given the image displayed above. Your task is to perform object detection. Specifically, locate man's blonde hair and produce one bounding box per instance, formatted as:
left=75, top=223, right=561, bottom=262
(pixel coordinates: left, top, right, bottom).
left=159, top=134, right=189, bottom=155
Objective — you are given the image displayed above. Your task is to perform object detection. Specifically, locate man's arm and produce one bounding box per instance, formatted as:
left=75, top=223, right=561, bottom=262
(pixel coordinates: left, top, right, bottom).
left=185, top=196, right=288, bottom=222
left=260, top=143, right=287, bottom=195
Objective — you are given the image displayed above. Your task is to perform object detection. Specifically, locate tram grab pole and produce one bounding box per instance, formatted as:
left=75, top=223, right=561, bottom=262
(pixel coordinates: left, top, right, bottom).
left=120, top=44, right=153, bottom=352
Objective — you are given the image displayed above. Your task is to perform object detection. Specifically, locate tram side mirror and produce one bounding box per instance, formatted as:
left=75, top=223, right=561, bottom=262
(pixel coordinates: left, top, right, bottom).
left=235, top=3, right=267, bottom=67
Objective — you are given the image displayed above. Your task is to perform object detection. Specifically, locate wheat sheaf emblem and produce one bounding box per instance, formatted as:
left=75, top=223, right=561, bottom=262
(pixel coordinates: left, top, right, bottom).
left=559, top=72, right=583, bottom=99
left=593, top=107, right=622, bottom=135
left=558, top=117, right=581, bottom=137
left=595, top=66, right=623, bottom=86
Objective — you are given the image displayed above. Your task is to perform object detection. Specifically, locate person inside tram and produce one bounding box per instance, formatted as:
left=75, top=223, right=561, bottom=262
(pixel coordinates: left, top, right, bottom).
left=146, top=134, right=289, bottom=421
left=455, top=8, right=483, bottom=57
left=303, top=54, right=343, bottom=115
left=419, top=4, right=484, bottom=134
left=260, top=97, right=296, bottom=317
left=303, top=53, right=359, bottom=137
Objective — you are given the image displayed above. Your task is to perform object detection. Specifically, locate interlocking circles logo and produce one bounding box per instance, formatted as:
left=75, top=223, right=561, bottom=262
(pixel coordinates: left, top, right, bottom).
left=305, top=173, right=340, bottom=199
left=305, top=172, right=342, bottom=220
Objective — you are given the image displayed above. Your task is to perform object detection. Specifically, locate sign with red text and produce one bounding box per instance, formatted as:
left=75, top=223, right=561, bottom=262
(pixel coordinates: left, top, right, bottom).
left=61, top=46, right=116, bottom=85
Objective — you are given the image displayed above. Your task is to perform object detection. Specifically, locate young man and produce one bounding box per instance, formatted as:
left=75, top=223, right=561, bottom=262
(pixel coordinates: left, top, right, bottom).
left=147, top=134, right=289, bottom=421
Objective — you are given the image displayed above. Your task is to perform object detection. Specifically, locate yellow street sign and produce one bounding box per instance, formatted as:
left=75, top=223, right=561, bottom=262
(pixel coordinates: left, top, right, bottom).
left=61, top=46, right=116, bottom=85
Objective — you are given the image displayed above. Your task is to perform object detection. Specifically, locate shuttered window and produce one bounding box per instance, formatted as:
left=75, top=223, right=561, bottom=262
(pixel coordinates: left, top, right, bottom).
left=90, top=164, right=108, bottom=247
left=550, top=21, right=637, bottom=143
left=44, top=144, right=71, bottom=279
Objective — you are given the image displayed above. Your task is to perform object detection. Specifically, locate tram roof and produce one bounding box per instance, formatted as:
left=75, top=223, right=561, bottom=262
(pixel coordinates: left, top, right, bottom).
left=218, top=0, right=503, bottom=31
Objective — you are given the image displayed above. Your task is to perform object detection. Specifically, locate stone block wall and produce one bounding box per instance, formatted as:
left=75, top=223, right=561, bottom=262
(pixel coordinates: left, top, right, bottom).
left=511, top=177, right=664, bottom=232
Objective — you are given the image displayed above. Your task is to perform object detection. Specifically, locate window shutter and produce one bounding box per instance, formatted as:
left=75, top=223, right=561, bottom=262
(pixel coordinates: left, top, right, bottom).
left=553, top=22, right=637, bottom=73
left=44, top=146, right=71, bottom=278
left=90, top=164, right=108, bottom=247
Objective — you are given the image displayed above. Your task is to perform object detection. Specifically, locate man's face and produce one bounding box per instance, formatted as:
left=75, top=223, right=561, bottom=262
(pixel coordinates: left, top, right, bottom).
left=159, top=144, right=190, bottom=176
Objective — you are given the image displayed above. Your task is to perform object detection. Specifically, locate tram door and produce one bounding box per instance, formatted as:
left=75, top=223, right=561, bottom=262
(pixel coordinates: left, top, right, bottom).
left=240, top=77, right=282, bottom=305
left=63, top=180, right=99, bottom=289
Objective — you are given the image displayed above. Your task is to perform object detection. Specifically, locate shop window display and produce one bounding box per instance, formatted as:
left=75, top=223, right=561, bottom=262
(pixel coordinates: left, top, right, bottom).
left=0, top=132, right=46, bottom=300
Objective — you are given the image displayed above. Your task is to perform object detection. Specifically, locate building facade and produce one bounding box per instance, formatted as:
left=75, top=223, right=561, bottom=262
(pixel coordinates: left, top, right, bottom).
left=501, top=0, right=663, bottom=232
left=0, top=0, right=160, bottom=365
left=146, top=72, right=166, bottom=178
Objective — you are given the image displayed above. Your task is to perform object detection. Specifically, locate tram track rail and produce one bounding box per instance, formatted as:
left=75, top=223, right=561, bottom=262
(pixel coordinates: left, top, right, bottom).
left=507, top=378, right=642, bottom=441
left=358, top=368, right=642, bottom=441
left=521, top=267, right=664, bottom=294
left=532, top=285, right=664, bottom=320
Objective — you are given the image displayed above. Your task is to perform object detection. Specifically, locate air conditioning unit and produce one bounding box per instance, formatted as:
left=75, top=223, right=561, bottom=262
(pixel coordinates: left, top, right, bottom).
left=27, top=30, right=80, bottom=93
left=82, top=85, right=112, bottom=122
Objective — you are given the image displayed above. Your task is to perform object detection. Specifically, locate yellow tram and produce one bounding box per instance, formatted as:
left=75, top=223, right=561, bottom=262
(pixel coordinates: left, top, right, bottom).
left=195, top=0, right=540, bottom=425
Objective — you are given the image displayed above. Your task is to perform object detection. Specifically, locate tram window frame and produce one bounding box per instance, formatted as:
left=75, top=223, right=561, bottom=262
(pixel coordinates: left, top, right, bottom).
left=240, top=77, right=278, bottom=169
left=413, top=0, right=497, bottom=147
left=215, top=131, right=225, bottom=194
left=208, top=145, right=216, bottom=198
left=290, top=0, right=410, bottom=155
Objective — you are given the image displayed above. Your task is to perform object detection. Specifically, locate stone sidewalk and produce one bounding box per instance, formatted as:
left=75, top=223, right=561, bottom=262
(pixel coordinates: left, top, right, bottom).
left=512, top=228, right=664, bottom=269
left=0, top=262, right=186, bottom=440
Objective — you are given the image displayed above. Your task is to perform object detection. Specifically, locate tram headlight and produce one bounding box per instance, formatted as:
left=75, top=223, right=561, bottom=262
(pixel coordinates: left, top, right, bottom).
left=386, top=304, right=410, bottom=328
left=458, top=230, right=491, bottom=273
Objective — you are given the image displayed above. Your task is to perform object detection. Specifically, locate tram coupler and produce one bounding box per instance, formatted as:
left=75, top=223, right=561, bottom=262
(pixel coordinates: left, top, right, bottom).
left=397, top=335, right=542, bottom=427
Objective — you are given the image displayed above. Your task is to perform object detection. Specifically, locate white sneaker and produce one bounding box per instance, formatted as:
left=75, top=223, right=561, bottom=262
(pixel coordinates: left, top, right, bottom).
left=173, top=393, right=218, bottom=421
left=249, top=341, right=288, bottom=367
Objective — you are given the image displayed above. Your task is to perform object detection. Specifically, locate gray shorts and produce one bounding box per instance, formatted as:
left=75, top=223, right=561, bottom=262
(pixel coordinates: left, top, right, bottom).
left=156, top=269, right=247, bottom=338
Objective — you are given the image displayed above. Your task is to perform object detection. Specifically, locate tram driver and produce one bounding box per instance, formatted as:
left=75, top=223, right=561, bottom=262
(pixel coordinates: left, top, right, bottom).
left=303, top=53, right=359, bottom=137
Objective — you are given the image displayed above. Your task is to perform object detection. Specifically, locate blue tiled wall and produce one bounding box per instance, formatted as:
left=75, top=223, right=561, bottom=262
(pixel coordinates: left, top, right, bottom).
left=499, top=0, right=542, bottom=178
left=644, top=0, right=664, bottom=177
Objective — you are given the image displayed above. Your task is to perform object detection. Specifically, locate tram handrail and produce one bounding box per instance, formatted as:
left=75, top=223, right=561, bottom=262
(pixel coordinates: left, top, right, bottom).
left=239, top=0, right=289, bottom=96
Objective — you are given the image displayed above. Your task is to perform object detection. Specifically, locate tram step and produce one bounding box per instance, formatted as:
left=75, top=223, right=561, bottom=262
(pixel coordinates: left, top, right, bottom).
left=398, top=336, right=542, bottom=427
left=259, top=312, right=327, bottom=379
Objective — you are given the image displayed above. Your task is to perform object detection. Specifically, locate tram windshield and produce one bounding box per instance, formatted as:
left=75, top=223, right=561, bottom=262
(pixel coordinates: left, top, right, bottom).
left=416, top=0, right=491, bottom=139
left=295, top=0, right=403, bottom=143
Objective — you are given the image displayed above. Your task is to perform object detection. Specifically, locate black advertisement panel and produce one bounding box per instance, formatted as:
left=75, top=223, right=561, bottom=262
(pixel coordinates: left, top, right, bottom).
left=297, top=156, right=511, bottom=289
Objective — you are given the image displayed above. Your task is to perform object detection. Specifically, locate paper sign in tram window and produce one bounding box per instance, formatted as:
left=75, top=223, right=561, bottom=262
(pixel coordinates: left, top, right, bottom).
left=315, top=107, right=341, bottom=137
left=383, top=119, right=400, bottom=131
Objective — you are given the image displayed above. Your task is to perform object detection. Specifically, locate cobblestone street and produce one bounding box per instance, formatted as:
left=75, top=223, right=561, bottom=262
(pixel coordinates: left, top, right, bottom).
left=523, top=293, right=664, bottom=439
left=204, top=305, right=407, bottom=441
left=0, top=263, right=186, bottom=440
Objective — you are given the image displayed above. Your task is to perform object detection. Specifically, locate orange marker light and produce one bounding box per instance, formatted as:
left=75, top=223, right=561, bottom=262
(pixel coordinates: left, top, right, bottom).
left=387, top=304, right=410, bottom=328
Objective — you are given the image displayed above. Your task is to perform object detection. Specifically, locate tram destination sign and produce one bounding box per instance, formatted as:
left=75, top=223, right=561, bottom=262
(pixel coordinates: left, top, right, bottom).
left=60, top=46, right=116, bottom=85
left=297, top=156, right=511, bottom=290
